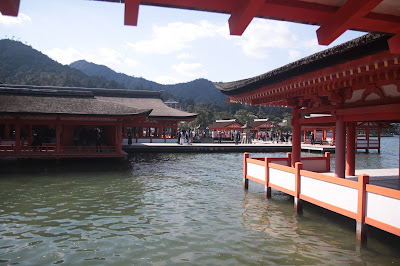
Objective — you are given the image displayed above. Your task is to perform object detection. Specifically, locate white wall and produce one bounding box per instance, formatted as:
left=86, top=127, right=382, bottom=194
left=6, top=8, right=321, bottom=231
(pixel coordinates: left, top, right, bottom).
left=269, top=168, right=295, bottom=191
left=300, top=176, right=358, bottom=213
left=247, top=162, right=265, bottom=182
left=366, top=192, right=400, bottom=229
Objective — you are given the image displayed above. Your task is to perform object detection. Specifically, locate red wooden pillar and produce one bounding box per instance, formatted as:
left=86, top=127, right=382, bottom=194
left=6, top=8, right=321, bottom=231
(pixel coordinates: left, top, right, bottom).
left=294, top=162, right=303, bottom=214
left=243, top=153, right=249, bottom=189
left=366, top=126, right=370, bottom=154
left=15, top=122, right=20, bottom=154
left=303, top=130, right=306, bottom=143
left=378, top=127, right=381, bottom=154
left=291, top=108, right=301, bottom=167
left=56, top=125, right=61, bottom=153
left=346, top=122, right=356, bottom=176
left=28, top=125, right=32, bottom=147
left=356, top=174, right=369, bottom=244
left=332, top=129, right=336, bottom=146
left=265, top=157, right=271, bottom=198
left=116, top=124, right=122, bottom=153
left=335, top=115, right=346, bottom=178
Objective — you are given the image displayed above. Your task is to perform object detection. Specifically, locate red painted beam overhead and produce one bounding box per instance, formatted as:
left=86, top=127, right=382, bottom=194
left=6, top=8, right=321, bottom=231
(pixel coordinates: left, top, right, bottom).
left=388, top=33, right=400, bottom=54
left=125, top=0, right=140, bottom=26
left=98, top=0, right=400, bottom=35
left=228, top=0, right=265, bottom=36
left=0, top=0, right=20, bottom=16
left=316, top=0, right=384, bottom=45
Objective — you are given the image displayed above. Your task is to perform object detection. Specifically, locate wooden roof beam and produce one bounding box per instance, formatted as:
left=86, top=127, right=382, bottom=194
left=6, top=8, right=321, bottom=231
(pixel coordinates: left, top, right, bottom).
left=0, top=0, right=20, bottom=16
left=125, top=0, right=140, bottom=26
left=388, top=33, right=400, bottom=54
left=316, top=0, right=383, bottom=45
left=229, top=0, right=265, bottom=36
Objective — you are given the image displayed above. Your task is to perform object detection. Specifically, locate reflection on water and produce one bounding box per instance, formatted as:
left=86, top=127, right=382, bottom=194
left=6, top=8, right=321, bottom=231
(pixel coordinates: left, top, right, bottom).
left=0, top=137, right=399, bottom=264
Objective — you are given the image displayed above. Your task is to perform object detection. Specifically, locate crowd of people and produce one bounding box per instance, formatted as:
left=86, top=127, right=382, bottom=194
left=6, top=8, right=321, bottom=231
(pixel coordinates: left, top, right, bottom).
left=255, top=130, right=292, bottom=144
left=177, top=129, right=195, bottom=145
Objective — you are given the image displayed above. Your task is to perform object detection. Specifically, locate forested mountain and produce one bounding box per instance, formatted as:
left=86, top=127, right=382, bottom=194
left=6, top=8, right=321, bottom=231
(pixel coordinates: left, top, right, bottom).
left=0, top=39, right=126, bottom=89
left=70, top=60, right=161, bottom=91
left=70, top=60, right=227, bottom=103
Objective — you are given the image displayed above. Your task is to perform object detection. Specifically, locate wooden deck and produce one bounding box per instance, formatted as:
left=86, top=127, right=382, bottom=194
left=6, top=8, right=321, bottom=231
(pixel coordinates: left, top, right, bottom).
left=324, top=169, right=400, bottom=190
left=122, top=142, right=336, bottom=153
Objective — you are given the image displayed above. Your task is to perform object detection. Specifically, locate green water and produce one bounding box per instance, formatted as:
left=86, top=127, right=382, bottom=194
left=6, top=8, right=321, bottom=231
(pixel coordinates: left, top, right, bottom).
left=0, top=137, right=399, bottom=265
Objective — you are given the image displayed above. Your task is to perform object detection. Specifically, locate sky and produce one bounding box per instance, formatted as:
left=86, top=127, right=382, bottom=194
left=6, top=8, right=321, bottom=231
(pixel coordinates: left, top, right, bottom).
left=0, top=0, right=366, bottom=85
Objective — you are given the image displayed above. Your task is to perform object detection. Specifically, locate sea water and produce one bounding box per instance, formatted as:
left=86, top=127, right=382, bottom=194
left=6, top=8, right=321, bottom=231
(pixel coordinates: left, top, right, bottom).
left=0, top=136, right=399, bottom=264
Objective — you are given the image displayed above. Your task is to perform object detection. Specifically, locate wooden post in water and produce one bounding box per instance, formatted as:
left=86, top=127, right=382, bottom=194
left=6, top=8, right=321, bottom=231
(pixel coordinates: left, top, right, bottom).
left=264, top=157, right=271, bottom=198
left=356, top=174, right=369, bottom=244
left=294, top=162, right=303, bottom=215
left=243, top=152, right=249, bottom=190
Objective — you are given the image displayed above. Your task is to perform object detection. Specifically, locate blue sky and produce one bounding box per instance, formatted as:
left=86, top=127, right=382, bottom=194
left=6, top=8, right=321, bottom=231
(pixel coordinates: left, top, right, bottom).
left=0, top=0, right=365, bottom=85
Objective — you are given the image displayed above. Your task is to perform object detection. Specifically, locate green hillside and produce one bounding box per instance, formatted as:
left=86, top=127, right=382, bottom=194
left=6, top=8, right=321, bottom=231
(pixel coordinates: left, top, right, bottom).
left=0, top=39, right=125, bottom=89
left=70, top=60, right=228, bottom=103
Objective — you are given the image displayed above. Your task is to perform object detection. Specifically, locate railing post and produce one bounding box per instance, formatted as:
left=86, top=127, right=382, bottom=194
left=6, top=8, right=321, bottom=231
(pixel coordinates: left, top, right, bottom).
left=243, top=152, right=249, bottom=190
left=265, top=157, right=271, bottom=198
left=286, top=152, right=292, bottom=167
left=325, top=152, right=330, bottom=172
left=294, top=162, right=303, bottom=214
left=356, top=174, right=369, bottom=244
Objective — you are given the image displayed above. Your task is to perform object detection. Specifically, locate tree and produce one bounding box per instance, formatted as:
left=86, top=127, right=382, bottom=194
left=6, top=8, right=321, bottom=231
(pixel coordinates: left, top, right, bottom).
left=234, top=109, right=254, bottom=125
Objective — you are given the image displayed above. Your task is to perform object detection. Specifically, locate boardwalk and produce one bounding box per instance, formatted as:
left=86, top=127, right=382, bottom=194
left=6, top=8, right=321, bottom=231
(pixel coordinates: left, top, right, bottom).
left=122, top=141, right=336, bottom=153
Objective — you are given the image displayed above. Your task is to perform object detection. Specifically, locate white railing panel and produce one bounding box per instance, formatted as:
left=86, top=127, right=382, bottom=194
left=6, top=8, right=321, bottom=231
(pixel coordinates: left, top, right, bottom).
left=166, top=138, right=178, bottom=143
left=247, top=162, right=265, bottom=182
left=366, top=192, right=400, bottom=229
left=301, top=176, right=358, bottom=213
left=269, top=168, right=295, bottom=191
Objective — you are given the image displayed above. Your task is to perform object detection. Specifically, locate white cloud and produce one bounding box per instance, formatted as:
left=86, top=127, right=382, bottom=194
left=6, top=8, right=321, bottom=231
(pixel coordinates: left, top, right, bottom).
left=124, top=58, right=139, bottom=67
left=46, top=47, right=83, bottom=65
left=153, top=75, right=181, bottom=85
left=127, top=20, right=226, bottom=55
left=302, top=38, right=323, bottom=52
left=172, top=62, right=207, bottom=78
left=236, top=19, right=297, bottom=59
left=0, top=13, right=31, bottom=26
left=288, top=49, right=301, bottom=60
left=177, top=52, right=194, bottom=59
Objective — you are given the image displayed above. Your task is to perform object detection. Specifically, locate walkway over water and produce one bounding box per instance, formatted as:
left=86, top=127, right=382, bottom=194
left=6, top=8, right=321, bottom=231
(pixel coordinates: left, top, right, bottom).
left=122, top=142, right=336, bottom=153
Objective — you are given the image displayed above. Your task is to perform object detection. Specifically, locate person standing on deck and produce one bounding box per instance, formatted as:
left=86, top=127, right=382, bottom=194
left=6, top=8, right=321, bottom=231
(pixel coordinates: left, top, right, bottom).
left=211, top=130, right=217, bottom=143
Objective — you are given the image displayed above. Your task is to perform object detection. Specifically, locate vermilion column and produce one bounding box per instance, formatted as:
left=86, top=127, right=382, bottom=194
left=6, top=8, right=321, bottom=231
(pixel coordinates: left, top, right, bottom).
left=346, top=122, right=356, bottom=176
left=292, top=108, right=301, bottom=167
left=56, top=125, right=61, bottom=154
left=335, top=115, right=346, bottom=178
left=15, top=123, right=20, bottom=154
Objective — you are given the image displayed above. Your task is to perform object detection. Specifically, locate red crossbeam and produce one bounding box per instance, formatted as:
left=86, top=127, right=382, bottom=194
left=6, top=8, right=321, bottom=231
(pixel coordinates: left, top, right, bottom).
left=228, top=0, right=265, bottom=36
left=0, top=0, right=20, bottom=16
left=316, top=0, right=383, bottom=45
left=125, top=0, right=140, bottom=26
left=388, top=33, right=400, bottom=54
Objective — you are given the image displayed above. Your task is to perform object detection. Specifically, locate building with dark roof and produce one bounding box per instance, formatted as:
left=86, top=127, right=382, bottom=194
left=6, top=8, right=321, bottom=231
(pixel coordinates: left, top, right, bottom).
left=0, top=85, right=197, bottom=158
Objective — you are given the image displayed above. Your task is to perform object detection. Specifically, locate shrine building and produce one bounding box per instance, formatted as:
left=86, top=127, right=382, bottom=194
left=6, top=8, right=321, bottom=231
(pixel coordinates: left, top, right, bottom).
left=0, top=85, right=196, bottom=158
left=216, top=34, right=400, bottom=242
left=3, top=0, right=400, bottom=243
left=208, top=119, right=243, bottom=139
